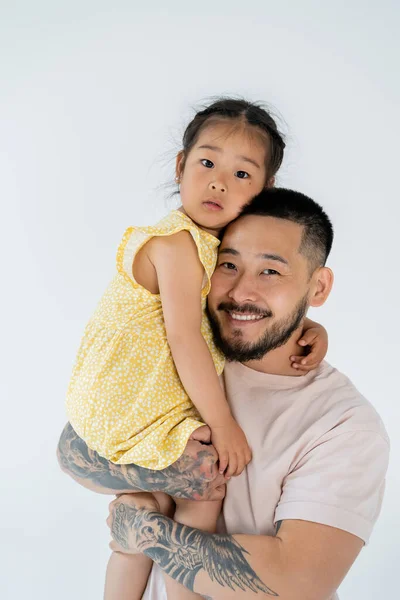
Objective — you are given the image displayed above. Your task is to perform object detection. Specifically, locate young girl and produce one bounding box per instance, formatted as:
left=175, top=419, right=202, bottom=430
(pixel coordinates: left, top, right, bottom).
left=65, top=98, right=328, bottom=599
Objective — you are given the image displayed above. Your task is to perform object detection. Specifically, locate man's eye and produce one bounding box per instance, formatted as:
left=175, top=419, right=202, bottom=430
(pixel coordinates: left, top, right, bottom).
left=263, top=269, right=279, bottom=276
left=220, top=262, right=237, bottom=270
left=235, top=171, right=249, bottom=179
left=201, top=159, right=214, bottom=168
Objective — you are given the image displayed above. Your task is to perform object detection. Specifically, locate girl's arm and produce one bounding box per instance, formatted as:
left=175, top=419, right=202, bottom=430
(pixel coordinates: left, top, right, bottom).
left=290, top=317, right=328, bottom=372
left=148, top=231, right=252, bottom=477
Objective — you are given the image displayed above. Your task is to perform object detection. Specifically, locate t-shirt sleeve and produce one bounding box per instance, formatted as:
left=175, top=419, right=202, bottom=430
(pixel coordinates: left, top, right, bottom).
left=274, top=430, right=389, bottom=544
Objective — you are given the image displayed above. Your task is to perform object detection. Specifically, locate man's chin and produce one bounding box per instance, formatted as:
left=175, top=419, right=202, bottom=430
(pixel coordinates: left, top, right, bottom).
left=211, top=330, right=263, bottom=362
left=222, top=320, right=269, bottom=347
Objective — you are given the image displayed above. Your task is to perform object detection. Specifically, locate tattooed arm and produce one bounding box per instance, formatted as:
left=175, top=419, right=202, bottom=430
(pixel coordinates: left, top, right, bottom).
left=108, top=494, right=363, bottom=600
left=57, top=422, right=225, bottom=501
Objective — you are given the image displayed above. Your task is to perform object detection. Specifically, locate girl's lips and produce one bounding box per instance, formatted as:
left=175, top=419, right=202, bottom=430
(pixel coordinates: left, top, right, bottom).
left=203, top=200, right=223, bottom=211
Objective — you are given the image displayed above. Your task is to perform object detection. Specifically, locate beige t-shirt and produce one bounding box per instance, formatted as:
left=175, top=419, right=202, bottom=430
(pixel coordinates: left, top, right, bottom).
left=143, top=361, right=389, bottom=600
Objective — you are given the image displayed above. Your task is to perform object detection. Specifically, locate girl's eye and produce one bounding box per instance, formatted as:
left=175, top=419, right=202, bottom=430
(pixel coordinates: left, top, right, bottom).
left=235, top=170, right=249, bottom=179
left=263, top=269, right=280, bottom=276
left=201, top=159, right=214, bottom=168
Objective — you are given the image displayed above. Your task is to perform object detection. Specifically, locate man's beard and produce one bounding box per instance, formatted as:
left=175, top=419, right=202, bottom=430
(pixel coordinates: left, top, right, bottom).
left=207, top=295, right=309, bottom=362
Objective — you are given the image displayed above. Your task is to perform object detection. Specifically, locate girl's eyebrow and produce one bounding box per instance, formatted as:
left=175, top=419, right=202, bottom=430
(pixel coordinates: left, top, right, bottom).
left=197, top=144, right=261, bottom=169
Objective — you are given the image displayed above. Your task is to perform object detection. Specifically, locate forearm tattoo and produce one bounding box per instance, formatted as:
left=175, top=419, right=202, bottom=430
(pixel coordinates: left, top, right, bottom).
left=112, top=504, right=279, bottom=597
left=57, top=423, right=220, bottom=500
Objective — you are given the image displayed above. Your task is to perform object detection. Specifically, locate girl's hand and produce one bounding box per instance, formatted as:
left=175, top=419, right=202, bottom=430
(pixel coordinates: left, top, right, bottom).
left=210, top=418, right=252, bottom=478
left=290, top=323, right=328, bottom=373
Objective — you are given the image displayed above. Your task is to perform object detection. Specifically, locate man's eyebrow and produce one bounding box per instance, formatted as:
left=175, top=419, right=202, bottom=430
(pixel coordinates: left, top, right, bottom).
left=219, top=247, right=289, bottom=265
left=219, top=247, right=240, bottom=257
left=260, top=253, right=289, bottom=265
left=197, top=144, right=261, bottom=169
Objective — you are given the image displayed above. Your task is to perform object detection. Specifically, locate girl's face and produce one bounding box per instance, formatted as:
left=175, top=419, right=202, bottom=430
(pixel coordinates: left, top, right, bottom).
left=177, top=121, right=269, bottom=235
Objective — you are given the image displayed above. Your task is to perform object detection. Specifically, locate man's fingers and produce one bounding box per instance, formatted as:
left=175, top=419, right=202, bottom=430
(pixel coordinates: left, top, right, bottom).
left=205, top=482, right=226, bottom=501
left=214, top=484, right=227, bottom=499
left=190, top=425, right=211, bottom=443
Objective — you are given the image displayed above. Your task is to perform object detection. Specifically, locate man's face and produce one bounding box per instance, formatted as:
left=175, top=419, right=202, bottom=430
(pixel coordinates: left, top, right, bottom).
left=208, top=215, right=315, bottom=361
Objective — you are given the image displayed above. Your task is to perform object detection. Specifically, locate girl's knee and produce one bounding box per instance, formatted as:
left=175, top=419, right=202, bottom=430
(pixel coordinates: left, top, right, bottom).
left=174, top=498, right=222, bottom=532
left=153, top=492, right=175, bottom=517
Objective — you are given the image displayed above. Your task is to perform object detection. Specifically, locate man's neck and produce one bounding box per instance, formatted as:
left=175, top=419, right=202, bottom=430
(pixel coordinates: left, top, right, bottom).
left=242, top=326, right=307, bottom=376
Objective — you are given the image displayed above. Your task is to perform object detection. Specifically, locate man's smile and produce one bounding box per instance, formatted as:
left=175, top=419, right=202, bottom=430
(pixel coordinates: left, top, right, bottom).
left=228, top=311, right=265, bottom=322
left=218, top=302, right=272, bottom=327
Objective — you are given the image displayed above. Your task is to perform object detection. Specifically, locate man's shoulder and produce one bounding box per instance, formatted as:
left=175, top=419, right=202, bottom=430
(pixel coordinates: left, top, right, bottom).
left=310, top=361, right=389, bottom=444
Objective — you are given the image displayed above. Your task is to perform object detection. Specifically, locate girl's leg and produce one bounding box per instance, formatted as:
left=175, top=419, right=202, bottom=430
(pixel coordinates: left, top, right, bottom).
left=104, top=553, right=153, bottom=600
left=104, top=492, right=174, bottom=600
left=161, top=427, right=222, bottom=599
left=163, top=498, right=222, bottom=600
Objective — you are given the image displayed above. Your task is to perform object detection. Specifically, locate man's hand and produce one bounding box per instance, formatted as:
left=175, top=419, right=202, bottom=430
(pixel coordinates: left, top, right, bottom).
left=107, top=493, right=160, bottom=554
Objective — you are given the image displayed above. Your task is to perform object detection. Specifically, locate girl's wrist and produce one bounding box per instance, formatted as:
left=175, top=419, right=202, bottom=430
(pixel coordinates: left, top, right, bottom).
left=207, top=411, right=234, bottom=428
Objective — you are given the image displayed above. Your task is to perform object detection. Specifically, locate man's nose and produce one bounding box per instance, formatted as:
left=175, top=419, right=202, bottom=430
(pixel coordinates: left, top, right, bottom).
left=228, top=274, right=258, bottom=304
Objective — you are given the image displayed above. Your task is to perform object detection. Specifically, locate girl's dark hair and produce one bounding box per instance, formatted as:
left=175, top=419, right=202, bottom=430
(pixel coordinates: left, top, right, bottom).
left=181, top=98, right=286, bottom=180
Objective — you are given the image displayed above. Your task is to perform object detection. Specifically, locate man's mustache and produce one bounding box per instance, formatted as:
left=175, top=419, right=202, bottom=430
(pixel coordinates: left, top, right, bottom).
left=217, top=301, right=273, bottom=318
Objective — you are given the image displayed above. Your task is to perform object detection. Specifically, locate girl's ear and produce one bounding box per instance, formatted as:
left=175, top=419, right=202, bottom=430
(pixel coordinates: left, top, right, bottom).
left=266, top=176, right=275, bottom=188
left=175, top=151, right=185, bottom=182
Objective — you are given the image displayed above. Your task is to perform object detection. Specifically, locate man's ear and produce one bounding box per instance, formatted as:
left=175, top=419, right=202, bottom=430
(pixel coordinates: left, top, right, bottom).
left=175, top=151, right=185, bottom=182
left=309, top=267, right=334, bottom=308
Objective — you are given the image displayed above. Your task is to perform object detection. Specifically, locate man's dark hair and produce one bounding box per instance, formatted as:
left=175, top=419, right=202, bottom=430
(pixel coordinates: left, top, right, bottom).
left=239, top=188, right=334, bottom=271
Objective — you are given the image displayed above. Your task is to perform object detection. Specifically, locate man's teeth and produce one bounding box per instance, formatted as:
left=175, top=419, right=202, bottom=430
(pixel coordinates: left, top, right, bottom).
left=229, top=312, right=264, bottom=321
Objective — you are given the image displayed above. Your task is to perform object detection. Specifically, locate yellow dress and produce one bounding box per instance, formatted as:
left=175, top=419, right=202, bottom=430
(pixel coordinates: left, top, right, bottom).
left=66, top=210, right=224, bottom=470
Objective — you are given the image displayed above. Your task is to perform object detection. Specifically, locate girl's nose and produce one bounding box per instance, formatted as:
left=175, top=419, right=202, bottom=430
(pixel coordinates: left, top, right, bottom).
left=209, top=181, right=226, bottom=193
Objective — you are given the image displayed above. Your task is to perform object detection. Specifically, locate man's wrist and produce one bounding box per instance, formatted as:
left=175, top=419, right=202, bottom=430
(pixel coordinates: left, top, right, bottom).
left=134, top=509, right=169, bottom=553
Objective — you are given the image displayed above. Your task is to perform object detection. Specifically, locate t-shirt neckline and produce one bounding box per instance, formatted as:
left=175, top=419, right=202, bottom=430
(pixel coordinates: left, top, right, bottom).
left=225, top=360, right=327, bottom=389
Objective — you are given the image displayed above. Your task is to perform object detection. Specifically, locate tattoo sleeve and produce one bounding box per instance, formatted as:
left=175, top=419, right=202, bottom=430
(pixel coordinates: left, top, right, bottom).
left=275, top=521, right=283, bottom=535
left=112, top=504, right=279, bottom=598
left=57, top=422, right=222, bottom=500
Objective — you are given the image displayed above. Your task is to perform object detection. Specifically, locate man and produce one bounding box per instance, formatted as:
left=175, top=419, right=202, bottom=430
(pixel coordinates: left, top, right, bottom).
left=58, top=188, right=388, bottom=599
left=106, top=188, right=389, bottom=599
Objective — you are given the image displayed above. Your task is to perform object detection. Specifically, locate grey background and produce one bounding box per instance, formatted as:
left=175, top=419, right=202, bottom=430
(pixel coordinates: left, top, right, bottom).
left=1, top=1, right=398, bottom=598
